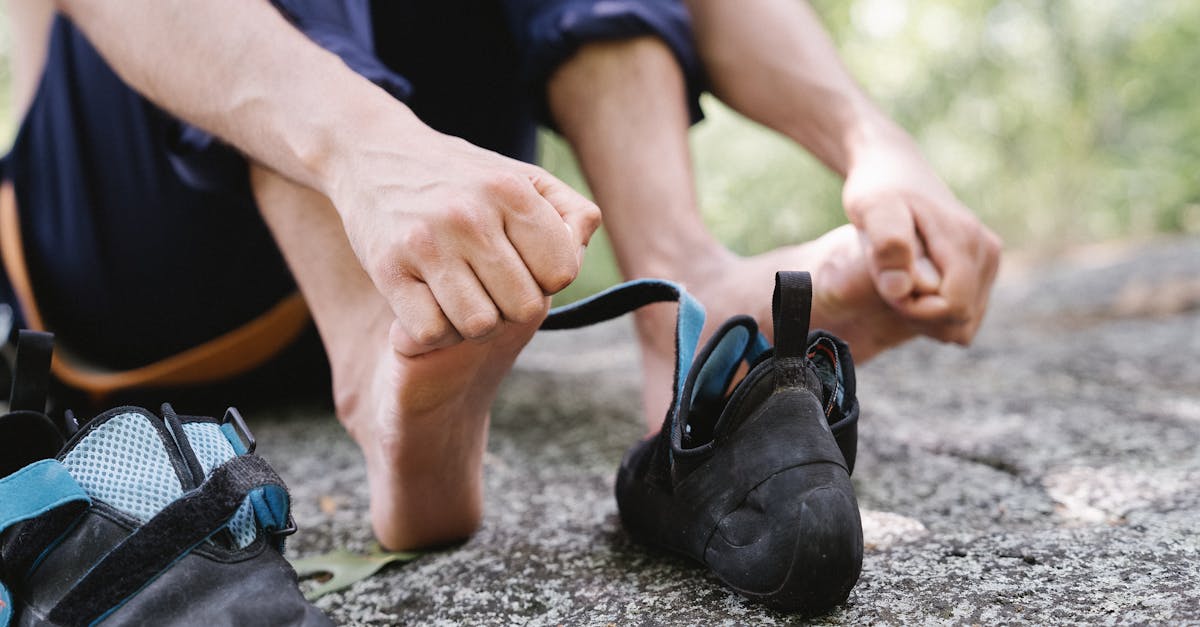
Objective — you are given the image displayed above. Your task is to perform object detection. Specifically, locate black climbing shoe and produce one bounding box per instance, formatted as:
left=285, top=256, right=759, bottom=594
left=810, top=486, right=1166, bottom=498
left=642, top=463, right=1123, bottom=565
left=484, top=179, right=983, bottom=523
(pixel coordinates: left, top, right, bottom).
left=0, top=330, right=332, bottom=627
left=543, top=271, right=862, bottom=615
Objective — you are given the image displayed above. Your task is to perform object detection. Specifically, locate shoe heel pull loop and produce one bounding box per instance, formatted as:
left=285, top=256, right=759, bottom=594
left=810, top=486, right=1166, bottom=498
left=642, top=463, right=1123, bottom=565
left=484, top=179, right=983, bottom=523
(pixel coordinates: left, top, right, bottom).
left=772, top=271, right=813, bottom=389
left=772, top=271, right=812, bottom=358
left=9, top=330, right=54, bottom=413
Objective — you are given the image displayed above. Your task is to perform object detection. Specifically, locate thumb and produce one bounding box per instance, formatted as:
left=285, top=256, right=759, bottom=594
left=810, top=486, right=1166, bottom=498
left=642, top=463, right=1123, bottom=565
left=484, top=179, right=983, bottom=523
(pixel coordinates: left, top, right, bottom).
left=853, top=199, right=924, bottom=303
left=529, top=172, right=602, bottom=256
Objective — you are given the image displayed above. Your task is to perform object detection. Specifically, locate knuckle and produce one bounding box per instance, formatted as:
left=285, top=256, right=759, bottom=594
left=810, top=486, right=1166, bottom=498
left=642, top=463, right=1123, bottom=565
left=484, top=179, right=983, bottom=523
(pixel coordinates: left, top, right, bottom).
left=872, top=235, right=911, bottom=266
left=400, top=223, right=439, bottom=258
left=367, top=256, right=398, bottom=286
left=540, top=262, right=579, bottom=294
left=442, top=203, right=484, bottom=233
left=580, top=201, right=602, bottom=232
left=510, top=297, right=550, bottom=324
left=411, top=319, right=452, bottom=347
left=484, top=172, right=527, bottom=201
left=459, top=310, right=500, bottom=340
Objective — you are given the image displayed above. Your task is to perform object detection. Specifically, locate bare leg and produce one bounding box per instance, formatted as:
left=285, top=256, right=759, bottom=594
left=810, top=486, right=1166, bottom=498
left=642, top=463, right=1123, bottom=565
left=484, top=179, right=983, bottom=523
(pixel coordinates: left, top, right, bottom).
left=250, top=165, right=542, bottom=549
left=548, top=38, right=919, bottom=430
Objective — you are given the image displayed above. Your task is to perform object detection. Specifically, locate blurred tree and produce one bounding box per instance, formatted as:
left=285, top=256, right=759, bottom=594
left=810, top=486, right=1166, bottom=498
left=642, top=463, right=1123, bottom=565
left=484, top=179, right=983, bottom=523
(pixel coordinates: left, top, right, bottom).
left=549, top=0, right=1200, bottom=300
left=1, top=2, right=1195, bottom=303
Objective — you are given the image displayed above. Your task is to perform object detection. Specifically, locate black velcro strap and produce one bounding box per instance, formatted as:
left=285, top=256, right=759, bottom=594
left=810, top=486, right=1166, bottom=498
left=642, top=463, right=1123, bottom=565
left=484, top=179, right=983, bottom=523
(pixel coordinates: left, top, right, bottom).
left=772, top=271, right=812, bottom=361
left=48, top=455, right=287, bottom=626
left=540, top=280, right=683, bottom=330
left=9, top=330, right=53, bottom=413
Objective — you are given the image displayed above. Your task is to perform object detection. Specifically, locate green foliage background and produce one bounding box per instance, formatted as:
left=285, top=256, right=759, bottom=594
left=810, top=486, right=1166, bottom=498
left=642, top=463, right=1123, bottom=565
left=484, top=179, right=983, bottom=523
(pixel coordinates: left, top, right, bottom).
left=2, top=1, right=1197, bottom=303
left=546, top=0, right=1200, bottom=301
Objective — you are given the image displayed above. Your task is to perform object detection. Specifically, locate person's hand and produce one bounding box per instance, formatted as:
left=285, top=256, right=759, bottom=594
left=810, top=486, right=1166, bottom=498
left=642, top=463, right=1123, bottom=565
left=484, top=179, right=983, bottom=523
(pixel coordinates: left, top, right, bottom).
left=327, top=118, right=601, bottom=356
left=841, top=135, right=1002, bottom=344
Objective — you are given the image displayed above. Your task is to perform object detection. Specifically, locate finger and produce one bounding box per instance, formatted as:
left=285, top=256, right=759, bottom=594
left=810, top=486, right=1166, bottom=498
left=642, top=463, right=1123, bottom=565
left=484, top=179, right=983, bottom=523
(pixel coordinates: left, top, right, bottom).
left=905, top=223, right=942, bottom=295
left=912, top=252, right=942, bottom=295
left=469, top=239, right=550, bottom=325
left=496, top=176, right=581, bottom=294
left=942, top=226, right=1003, bottom=344
left=917, top=215, right=992, bottom=325
left=911, top=316, right=974, bottom=345
left=424, top=261, right=503, bottom=341
left=388, top=280, right=462, bottom=356
left=529, top=171, right=602, bottom=258
left=852, top=200, right=923, bottom=302
left=892, top=292, right=953, bottom=322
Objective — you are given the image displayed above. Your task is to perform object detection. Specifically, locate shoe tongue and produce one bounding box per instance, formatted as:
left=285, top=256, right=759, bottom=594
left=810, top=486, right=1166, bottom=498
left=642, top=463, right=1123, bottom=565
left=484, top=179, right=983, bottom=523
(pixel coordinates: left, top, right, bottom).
left=57, top=406, right=258, bottom=547
left=59, top=408, right=191, bottom=524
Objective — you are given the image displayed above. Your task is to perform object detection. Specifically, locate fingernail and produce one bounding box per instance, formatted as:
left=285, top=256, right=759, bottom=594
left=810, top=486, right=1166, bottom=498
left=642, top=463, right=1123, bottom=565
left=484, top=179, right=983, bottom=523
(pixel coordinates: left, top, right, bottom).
left=878, top=270, right=912, bottom=299
left=915, top=257, right=942, bottom=291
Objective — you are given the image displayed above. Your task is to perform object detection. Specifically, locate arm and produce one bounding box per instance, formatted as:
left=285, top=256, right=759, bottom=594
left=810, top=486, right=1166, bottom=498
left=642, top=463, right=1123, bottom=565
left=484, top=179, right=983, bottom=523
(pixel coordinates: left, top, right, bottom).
left=7, top=0, right=55, bottom=120
left=56, top=0, right=600, bottom=353
left=686, top=0, right=1001, bottom=343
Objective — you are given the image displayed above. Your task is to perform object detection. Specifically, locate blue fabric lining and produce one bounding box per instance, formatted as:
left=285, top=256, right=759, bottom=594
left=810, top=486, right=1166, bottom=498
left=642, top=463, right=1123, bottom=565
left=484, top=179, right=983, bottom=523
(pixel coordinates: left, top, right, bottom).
left=219, top=423, right=249, bottom=456
left=248, top=485, right=291, bottom=533
left=0, top=459, right=90, bottom=536
left=544, top=278, right=705, bottom=411
left=748, top=333, right=771, bottom=363
left=691, top=325, right=750, bottom=408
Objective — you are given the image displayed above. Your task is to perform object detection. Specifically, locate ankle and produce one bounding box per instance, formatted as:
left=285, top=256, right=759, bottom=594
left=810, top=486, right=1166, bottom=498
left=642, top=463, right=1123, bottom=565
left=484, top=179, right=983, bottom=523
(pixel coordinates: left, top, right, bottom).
left=619, top=237, right=737, bottom=285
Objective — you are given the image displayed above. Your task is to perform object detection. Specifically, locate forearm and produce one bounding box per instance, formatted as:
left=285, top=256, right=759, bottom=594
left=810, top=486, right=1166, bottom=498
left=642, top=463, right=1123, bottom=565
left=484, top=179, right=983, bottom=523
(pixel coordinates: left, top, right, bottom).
left=686, top=0, right=908, bottom=176
left=56, top=0, right=426, bottom=196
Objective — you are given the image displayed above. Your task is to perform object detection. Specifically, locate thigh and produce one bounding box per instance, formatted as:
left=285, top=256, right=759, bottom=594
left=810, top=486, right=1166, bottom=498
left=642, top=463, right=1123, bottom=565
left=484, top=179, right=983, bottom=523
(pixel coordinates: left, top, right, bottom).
left=4, top=17, right=296, bottom=369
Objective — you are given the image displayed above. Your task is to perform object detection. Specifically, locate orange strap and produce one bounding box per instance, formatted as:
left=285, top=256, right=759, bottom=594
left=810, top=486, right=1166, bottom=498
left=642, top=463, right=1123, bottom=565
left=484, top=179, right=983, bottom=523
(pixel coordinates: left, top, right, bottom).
left=0, top=182, right=312, bottom=402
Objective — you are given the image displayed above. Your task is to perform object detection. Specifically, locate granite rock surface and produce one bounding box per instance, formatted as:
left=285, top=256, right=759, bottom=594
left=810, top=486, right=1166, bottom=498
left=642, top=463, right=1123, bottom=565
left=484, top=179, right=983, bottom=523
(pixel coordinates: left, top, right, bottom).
left=259, top=237, right=1200, bottom=625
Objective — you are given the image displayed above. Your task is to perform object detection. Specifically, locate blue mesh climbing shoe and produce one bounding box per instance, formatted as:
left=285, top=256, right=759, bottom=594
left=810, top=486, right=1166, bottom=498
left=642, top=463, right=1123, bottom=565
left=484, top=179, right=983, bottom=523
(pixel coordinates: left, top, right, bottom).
left=543, top=271, right=863, bottom=615
left=0, top=331, right=331, bottom=626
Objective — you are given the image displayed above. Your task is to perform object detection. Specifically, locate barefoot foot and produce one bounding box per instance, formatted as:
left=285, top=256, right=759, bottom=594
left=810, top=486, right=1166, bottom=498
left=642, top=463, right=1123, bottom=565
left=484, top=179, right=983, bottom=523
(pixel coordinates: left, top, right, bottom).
left=634, top=224, right=919, bottom=431
left=331, top=308, right=543, bottom=550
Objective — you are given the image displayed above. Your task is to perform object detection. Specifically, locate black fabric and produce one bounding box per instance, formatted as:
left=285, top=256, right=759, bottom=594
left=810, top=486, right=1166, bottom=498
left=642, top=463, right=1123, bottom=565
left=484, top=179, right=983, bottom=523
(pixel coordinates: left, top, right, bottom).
left=371, top=0, right=537, bottom=162
left=540, top=282, right=684, bottom=330
left=5, top=18, right=296, bottom=370
left=48, top=455, right=287, bottom=626
left=8, top=331, right=53, bottom=413
left=0, top=411, right=63, bottom=476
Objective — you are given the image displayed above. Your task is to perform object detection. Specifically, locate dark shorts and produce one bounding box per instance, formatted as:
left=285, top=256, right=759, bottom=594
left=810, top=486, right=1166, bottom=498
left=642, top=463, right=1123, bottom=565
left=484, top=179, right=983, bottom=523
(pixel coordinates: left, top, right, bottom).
left=0, top=0, right=704, bottom=395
